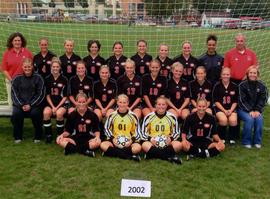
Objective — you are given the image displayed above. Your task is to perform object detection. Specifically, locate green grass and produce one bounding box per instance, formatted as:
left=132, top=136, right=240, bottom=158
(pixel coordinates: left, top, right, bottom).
left=0, top=107, right=270, bottom=199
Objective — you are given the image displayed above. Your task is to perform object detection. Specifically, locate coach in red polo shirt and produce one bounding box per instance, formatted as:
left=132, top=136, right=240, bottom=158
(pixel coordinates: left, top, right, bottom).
left=224, top=33, right=258, bottom=85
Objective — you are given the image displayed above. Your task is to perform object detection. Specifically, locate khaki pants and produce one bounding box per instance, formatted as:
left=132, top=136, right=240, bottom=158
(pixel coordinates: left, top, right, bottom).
left=5, top=78, right=12, bottom=106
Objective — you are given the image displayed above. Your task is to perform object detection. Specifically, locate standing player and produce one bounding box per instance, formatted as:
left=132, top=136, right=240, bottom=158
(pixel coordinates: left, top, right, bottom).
left=189, top=66, right=212, bottom=114
left=130, top=39, right=152, bottom=77
left=56, top=93, right=101, bottom=156
left=93, top=65, right=117, bottom=121
left=212, top=68, right=238, bottom=144
left=173, top=41, right=199, bottom=82
left=166, top=62, right=190, bottom=121
left=83, top=40, right=106, bottom=81
left=69, top=61, right=93, bottom=113
left=33, top=38, right=56, bottom=79
left=141, top=97, right=182, bottom=164
left=117, top=59, right=142, bottom=119
left=182, top=98, right=225, bottom=159
left=60, top=39, right=81, bottom=80
left=106, top=41, right=127, bottom=81
left=198, top=34, right=224, bottom=85
left=43, top=57, right=68, bottom=143
left=156, top=44, right=173, bottom=79
left=141, top=59, right=167, bottom=117
left=101, top=94, right=141, bottom=161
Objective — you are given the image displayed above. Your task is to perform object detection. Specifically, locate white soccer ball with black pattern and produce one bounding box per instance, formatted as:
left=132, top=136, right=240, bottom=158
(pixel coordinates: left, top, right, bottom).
left=154, top=135, right=168, bottom=149
left=116, top=135, right=129, bottom=148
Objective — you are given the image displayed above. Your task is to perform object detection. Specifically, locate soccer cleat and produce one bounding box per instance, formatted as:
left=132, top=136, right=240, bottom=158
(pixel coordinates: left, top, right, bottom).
left=186, top=154, right=194, bottom=161
left=243, top=144, right=252, bottom=149
left=168, top=156, right=182, bottom=165
left=34, top=139, right=41, bottom=144
left=14, top=139, right=22, bottom=144
left=254, top=144, right=261, bottom=149
left=131, top=154, right=141, bottom=162
left=229, top=140, right=236, bottom=144
left=45, top=135, right=53, bottom=144
left=84, top=150, right=95, bottom=157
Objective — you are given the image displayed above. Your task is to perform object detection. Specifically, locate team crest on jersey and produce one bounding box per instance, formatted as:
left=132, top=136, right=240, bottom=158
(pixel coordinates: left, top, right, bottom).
left=190, top=63, right=194, bottom=67
left=121, top=62, right=126, bottom=66
left=84, top=85, right=90, bottom=90
left=181, top=87, right=187, bottom=91
left=107, top=90, right=113, bottom=94
left=204, top=89, right=210, bottom=93
left=146, top=62, right=150, bottom=66
left=157, top=83, right=162, bottom=88
left=247, top=56, right=252, bottom=61
left=166, top=66, right=171, bottom=70
left=57, top=83, right=63, bottom=87
left=47, top=61, right=52, bottom=65
left=204, top=123, right=210, bottom=128
left=135, top=82, right=140, bottom=86
left=85, top=119, right=91, bottom=124
left=230, top=91, right=235, bottom=95
left=72, top=61, right=77, bottom=65
left=96, top=62, right=101, bottom=66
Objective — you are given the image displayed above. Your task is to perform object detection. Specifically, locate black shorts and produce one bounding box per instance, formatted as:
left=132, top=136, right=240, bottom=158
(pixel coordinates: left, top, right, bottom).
left=213, top=106, right=236, bottom=115
left=70, top=136, right=92, bottom=153
left=188, top=137, right=213, bottom=150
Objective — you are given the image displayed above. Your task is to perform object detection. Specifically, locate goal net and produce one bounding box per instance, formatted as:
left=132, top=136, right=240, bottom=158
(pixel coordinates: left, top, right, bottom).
left=0, top=0, right=270, bottom=105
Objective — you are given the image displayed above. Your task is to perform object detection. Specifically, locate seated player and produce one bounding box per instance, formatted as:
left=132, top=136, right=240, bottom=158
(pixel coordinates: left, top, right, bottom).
left=56, top=93, right=101, bottom=156
left=182, top=98, right=225, bottom=159
left=141, top=59, right=167, bottom=117
left=101, top=94, right=141, bottom=161
left=189, top=66, right=212, bottom=114
left=212, top=67, right=238, bottom=144
left=93, top=65, right=117, bottom=121
left=166, top=62, right=190, bottom=121
left=141, top=96, right=182, bottom=164
left=69, top=60, right=93, bottom=114
left=43, top=57, right=68, bottom=143
left=117, top=59, right=142, bottom=119
left=156, top=44, right=173, bottom=79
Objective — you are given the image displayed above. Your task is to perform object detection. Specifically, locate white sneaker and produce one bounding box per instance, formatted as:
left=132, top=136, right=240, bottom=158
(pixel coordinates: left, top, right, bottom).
left=229, top=140, right=236, bottom=144
left=254, top=144, right=261, bottom=149
left=34, top=139, right=41, bottom=143
left=243, top=144, right=252, bottom=149
left=14, top=139, right=22, bottom=144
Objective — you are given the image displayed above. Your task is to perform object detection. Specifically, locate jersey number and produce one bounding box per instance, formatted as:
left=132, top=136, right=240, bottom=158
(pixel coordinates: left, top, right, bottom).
left=118, top=124, right=126, bottom=131
left=78, top=124, right=87, bottom=132
left=102, top=94, right=107, bottom=102
left=222, top=96, right=231, bottom=104
left=196, top=129, right=204, bottom=137
left=149, top=88, right=158, bottom=96
left=176, top=91, right=181, bottom=100
left=127, top=87, right=136, bottom=95
left=184, top=68, right=193, bottom=76
left=51, top=88, right=59, bottom=96
left=67, top=65, right=72, bottom=74
left=155, top=125, right=165, bottom=132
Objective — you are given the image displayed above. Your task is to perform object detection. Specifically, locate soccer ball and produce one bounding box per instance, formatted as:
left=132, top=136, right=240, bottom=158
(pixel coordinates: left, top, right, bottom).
left=116, top=135, right=130, bottom=149
left=154, top=135, right=168, bottom=149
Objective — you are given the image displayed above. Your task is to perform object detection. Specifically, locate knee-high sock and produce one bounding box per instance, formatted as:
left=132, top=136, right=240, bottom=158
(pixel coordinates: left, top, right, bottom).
left=56, top=120, right=65, bottom=135
left=43, top=119, right=52, bottom=137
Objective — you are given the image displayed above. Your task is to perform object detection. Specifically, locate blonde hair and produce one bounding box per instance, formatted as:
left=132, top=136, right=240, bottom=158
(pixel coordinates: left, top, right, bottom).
left=22, top=58, right=32, bottom=66
left=51, top=57, right=61, bottom=66
left=125, top=58, right=135, bottom=68
left=76, top=92, right=88, bottom=101
left=171, top=62, right=184, bottom=72
left=117, top=94, right=129, bottom=102
left=64, top=39, right=74, bottom=46
left=246, top=65, right=260, bottom=78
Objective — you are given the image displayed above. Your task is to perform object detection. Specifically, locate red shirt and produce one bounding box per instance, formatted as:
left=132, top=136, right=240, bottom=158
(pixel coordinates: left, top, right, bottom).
left=2, top=48, right=33, bottom=79
left=224, top=48, right=258, bottom=80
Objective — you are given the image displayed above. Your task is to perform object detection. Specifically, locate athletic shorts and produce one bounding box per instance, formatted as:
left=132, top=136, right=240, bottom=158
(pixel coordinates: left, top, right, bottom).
left=188, top=137, right=213, bottom=150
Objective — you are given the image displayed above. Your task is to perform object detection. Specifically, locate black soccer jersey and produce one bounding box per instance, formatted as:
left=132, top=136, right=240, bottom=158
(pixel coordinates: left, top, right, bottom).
left=45, top=74, right=68, bottom=107
left=130, top=53, right=152, bottom=77
left=69, top=75, right=93, bottom=99
left=83, top=54, right=106, bottom=81
left=60, top=53, right=81, bottom=80
left=33, top=51, right=56, bottom=79
left=156, top=56, right=173, bottom=79
left=93, top=79, right=117, bottom=107
left=106, top=55, right=127, bottom=80
left=173, top=54, right=199, bottom=82
left=141, top=74, right=167, bottom=106
left=166, top=78, right=190, bottom=108
left=182, top=112, right=217, bottom=141
left=212, top=81, right=238, bottom=110
left=65, top=108, right=100, bottom=140
left=189, top=80, right=212, bottom=102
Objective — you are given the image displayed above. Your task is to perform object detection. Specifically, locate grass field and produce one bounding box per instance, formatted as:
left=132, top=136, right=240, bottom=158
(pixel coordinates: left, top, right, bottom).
left=0, top=22, right=270, bottom=198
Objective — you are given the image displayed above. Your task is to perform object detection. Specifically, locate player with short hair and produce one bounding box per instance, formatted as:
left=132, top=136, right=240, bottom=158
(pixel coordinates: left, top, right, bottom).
left=141, top=59, right=167, bottom=117
left=101, top=94, right=141, bottom=161
left=83, top=40, right=106, bottom=81
left=43, top=57, right=68, bottom=143
left=117, top=59, right=142, bottom=119
left=60, top=39, right=81, bottom=80
left=212, top=67, right=238, bottom=144
left=56, top=93, right=101, bottom=156
left=130, top=39, right=152, bottom=77
left=106, top=41, right=127, bottom=80
left=156, top=44, right=173, bottom=79
left=182, top=98, right=225, bottom=159
left=141, top=96, right=182, bottom=164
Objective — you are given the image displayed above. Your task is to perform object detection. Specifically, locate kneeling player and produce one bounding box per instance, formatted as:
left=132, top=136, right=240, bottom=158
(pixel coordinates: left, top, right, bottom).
left=101, top=94, right=141, bottom=161
left=141, top=96, right=182, bottom=164
left=182, top=98, right=225, bottom=159
left=56, top=93, right=101, bottom=156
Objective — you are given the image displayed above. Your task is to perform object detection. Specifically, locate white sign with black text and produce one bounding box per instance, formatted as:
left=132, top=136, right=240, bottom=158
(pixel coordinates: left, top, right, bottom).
left=120, top=179, right=151, bottom=197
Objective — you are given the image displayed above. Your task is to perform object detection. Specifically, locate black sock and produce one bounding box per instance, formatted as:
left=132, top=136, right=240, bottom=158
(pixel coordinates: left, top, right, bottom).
left=65, top=143, right=77, bottom=155
left=197, top=148, right=220, bottom=158
left=146, top=146, right=160, bottom=159
left=228, top=126, right=238, bottom=140
left=43, top=119, right=52, bottom=137
left=161, top=145, right=176, bottom=159
left=208, top=148, right=220, bottom=157
left=56, top=120, right=65, bottom=135
left=115, top=147, right=132, bottom=159
left=104, top=146, right=117, bottom=157
left=218, top=125, right=227, bottom=140
left=188, top=145, right=201, bottom=155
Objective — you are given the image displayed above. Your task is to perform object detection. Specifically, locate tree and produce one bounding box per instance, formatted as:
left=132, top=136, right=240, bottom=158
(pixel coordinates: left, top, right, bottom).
left=64, top=0, right=74, bottom=8
left=32, top=0, right=43, bottom=7
left=78, top=0, right=89, bottom=8
left=192, top=0, right=229, bottom=13
left=49, top=0, right=56, bottom=8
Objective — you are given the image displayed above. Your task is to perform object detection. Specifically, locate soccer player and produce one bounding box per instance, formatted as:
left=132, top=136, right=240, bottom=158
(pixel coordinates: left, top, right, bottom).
left=238, top=66, right=268, bottom=149
left=173, top=41, right=199, bottom=82
left=141, top=96, right=182, bottom=164
left=156, top=44, right=173, bottom=79
left=224, top=33, right=258, bottom=85
left=212, top=68, right=238, bottom=144
left=198, top=34, right=224, bottom=85
left=106, top=41, right=127, bottom=81
left=93, top=65, right=117, bottom=121
left=130, top=39, right=152, bottom=77
left=189, top=66, right=212, bottom=114
left=59, top=39, right=81, bottom=80
left=56, top=93, right=101, bottom=156
left=11, top=58, right=45, bottom=143
left=117, top=59, right=142, bottom=119
left=43, top=57, right=68, bottom=143
left=68, top=61, right=93, bottom=114
left=83, top=40, right=106, bottom=81
left=101, top=94, right=141, bottom=161
left=166, top=62, right=190, bottom=121
left=33, top=38, right=56, bottom=79
left=141, top=59, right=167, bottom=117
left=182, top=98, right=225, bottom=159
